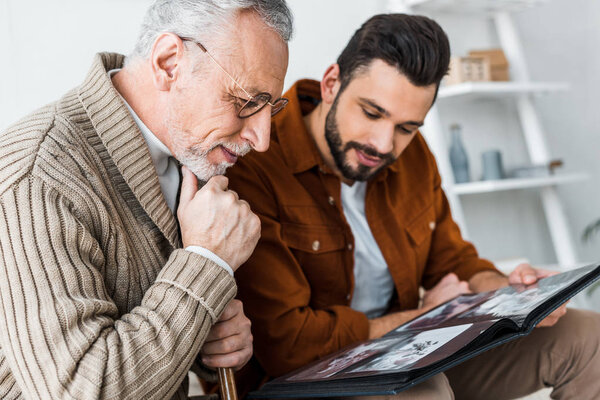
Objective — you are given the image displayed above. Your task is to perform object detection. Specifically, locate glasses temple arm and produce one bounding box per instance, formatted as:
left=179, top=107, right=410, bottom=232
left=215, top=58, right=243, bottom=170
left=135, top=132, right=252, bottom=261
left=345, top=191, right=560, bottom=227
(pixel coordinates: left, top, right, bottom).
left=195, top=42, right=253, bottom=100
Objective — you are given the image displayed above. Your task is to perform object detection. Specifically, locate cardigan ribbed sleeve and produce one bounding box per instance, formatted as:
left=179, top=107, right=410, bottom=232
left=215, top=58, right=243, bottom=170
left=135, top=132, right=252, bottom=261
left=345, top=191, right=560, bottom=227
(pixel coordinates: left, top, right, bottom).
left=0, top=174, right=236, bottom=399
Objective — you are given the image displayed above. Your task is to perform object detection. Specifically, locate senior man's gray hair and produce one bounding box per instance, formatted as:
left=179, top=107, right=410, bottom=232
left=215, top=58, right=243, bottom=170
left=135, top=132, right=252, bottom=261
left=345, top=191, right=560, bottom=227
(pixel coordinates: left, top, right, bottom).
left=127, top=0, right=293, bottom=63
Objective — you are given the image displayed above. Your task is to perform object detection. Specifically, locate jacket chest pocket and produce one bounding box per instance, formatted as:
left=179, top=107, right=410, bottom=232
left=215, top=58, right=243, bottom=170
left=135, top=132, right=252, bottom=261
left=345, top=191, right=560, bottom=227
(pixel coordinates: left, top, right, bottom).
left=281, top=222, right=348, bottom=307
left=405, top=204, right=436, bottom=275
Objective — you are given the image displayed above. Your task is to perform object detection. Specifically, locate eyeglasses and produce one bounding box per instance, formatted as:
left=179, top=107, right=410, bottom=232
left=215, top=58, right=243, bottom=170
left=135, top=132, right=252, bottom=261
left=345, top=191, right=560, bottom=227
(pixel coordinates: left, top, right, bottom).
left=180, top=37, right=288, bottom=119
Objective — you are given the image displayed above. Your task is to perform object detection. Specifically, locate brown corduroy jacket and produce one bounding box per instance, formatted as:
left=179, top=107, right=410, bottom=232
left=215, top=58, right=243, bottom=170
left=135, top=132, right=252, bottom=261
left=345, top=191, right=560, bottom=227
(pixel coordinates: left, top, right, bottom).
left=226, top=79, right=498, bottom=395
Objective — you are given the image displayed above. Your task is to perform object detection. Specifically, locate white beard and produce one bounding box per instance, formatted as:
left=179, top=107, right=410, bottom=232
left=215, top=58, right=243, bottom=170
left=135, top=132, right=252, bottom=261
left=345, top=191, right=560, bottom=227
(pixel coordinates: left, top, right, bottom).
left=169, top=125, right=251, bottom=182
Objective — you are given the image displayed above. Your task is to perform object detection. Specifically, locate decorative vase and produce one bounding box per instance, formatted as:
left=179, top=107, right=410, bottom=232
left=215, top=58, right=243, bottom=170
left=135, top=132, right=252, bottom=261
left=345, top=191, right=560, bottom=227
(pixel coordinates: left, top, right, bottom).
left=449, top=124, right=470, bottom=184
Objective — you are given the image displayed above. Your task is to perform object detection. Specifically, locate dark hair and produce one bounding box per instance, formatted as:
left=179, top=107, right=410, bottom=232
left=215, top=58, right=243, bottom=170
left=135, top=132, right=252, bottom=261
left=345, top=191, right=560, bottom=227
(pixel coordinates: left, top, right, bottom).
left=336, top=14, right=450, bottom=99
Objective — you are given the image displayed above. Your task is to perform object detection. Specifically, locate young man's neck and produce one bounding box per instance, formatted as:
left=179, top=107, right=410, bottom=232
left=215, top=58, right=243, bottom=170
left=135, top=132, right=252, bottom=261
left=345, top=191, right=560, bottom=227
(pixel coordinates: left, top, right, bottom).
left=303, top=103, right=353, bottom=185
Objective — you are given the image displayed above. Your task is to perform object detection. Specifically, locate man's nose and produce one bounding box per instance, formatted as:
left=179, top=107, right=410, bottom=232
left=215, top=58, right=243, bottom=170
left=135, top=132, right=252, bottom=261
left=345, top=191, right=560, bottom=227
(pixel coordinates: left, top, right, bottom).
left=369, top=124, right=395, bottom=155
left=240, top=107, right=272, bottom=152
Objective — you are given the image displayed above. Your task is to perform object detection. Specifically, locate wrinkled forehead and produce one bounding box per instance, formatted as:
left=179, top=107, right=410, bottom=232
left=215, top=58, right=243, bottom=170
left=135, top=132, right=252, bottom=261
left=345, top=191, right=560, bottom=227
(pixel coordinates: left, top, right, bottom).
left=210, top=9, right=289, bottom=95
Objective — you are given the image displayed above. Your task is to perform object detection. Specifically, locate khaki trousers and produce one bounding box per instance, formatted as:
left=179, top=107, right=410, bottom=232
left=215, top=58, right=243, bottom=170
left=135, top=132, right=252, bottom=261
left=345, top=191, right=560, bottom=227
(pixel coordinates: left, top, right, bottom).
left=343, top=308, right=600, bottom=400
left=446, top=308, right=600, bottom=399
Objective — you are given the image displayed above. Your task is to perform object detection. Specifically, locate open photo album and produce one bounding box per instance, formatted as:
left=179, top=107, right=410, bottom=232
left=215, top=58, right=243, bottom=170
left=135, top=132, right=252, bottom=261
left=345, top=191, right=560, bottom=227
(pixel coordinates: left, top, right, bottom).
left=250, top=263, right=600, bottom=398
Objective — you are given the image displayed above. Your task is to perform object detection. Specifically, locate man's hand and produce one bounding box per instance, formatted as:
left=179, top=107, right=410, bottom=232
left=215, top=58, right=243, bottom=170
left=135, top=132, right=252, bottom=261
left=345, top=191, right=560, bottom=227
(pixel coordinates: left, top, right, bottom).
left=200, top=300, right=253, bottom=371
left=422, top=273, right=472, bottom=309
left=508, top=263, right=567, bottom=327
left=178, top=166, right=261, bottom=270
left=368, top=273, right=471, bottom=339
left=508, top=263, right=558, bottom=285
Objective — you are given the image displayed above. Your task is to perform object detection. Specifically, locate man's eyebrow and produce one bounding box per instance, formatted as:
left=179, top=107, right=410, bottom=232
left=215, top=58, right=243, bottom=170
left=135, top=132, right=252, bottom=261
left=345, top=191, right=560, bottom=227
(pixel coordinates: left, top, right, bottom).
left=246, top=86, right=263, bottom=95
left=359, top=97, right=424, bottom=126
left=359, top=97, right=390, bottom=117
left=401, top=120, right=424, bottom=128
left=234, top=86, right=273, bottom=99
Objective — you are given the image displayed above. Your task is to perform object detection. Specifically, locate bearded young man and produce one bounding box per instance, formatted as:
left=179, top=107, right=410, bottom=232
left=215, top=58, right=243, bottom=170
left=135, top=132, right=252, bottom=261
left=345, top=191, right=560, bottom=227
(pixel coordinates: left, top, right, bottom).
left=226, top=14, right=600, bottom=399
left=0, top=1, right=292, bottom=398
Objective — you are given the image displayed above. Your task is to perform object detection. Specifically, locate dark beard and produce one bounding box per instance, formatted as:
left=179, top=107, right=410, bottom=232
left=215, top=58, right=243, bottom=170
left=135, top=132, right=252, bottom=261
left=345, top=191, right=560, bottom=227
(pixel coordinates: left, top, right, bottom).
left=324, top=95, right=395, bottom=181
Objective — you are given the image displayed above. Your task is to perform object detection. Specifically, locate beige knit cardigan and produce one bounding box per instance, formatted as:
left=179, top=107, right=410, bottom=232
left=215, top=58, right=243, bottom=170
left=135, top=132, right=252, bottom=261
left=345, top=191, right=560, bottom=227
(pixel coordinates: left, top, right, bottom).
left=0, top=53, right=236, bottom=399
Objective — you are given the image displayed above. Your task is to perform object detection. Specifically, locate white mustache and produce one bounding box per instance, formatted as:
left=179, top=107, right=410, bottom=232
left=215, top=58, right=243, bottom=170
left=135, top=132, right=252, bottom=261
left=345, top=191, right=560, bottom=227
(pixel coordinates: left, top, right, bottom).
left=212, top=142, right=252, bottom=159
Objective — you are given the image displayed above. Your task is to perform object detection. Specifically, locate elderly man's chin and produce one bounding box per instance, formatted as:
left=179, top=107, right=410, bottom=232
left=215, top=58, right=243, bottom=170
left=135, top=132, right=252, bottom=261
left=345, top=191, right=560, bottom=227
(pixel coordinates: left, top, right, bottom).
left=177, top=146, right=251, bottom=184
left=170, top=134, right=251, bottom=183
left=181, top=156, right=233, bottom=184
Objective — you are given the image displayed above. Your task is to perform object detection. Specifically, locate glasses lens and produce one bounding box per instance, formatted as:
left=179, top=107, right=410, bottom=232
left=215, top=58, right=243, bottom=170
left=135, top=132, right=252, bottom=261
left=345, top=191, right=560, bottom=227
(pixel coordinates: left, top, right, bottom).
left=239, top=93, right=271, bottom=118
left=270, top=98, right=289, bottom=116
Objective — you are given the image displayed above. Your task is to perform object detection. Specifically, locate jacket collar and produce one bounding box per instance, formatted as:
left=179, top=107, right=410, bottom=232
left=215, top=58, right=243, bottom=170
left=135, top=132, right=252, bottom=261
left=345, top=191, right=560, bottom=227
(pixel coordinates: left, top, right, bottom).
left=274, top=79, right=325, bottom=174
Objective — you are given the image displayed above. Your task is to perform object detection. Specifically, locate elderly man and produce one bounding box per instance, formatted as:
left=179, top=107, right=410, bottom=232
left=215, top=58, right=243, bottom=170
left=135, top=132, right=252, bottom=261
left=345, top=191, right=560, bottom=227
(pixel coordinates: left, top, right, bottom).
left=0, top=0, right=291, bottom=399
left=227, top=13, right=600, bottom=400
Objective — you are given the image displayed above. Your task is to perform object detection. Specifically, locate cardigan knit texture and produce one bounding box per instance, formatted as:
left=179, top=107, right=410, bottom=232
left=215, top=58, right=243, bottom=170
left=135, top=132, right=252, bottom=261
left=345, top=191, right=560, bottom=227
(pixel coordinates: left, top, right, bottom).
left=0, top=53, right=236, bottom=400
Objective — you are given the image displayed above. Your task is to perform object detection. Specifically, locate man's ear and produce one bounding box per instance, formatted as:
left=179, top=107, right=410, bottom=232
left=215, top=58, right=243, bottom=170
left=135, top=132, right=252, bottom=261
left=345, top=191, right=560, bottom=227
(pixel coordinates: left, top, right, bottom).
left=150, top=33, right=185, bottom=91
left=320, top=64, right=342, bottom=105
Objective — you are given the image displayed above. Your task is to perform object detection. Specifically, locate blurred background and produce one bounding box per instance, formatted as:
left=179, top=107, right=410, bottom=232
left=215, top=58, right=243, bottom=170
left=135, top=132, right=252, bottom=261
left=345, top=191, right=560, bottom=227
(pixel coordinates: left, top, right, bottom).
left=1, top=0, right=599, bottom=308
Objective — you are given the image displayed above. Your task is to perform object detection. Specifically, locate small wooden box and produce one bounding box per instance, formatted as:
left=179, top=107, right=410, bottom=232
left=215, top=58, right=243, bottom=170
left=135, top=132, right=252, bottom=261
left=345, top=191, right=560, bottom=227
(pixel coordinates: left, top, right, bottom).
left=469, top=49, right=510, bottom=81
left=445, top=56, right=491, bottom=85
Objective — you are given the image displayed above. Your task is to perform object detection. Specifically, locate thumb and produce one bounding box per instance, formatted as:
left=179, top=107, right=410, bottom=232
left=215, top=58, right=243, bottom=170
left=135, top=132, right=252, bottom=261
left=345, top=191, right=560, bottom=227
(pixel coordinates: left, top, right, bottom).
left=179, top=166, right=198, bottom=206
left=519, top=265, right=538, bottom=285
left=439, top=273, right=459, bottom=286
left=509, top=264, right=537, bottom=285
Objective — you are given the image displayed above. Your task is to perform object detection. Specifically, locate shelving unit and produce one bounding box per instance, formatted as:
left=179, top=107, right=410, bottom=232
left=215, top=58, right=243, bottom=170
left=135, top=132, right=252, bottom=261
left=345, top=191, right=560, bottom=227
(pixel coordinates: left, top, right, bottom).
left=452, top=173, right=588, bottom=195
left=438, top=81, right=568, bottom=100
left=397, top=0, right=550, bottom=14
left=388, top=0, right=586, bottom=269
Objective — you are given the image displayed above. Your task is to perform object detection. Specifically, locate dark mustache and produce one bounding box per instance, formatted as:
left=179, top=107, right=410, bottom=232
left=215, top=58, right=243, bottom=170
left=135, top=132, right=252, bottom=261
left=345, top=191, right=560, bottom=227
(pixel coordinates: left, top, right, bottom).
left=344, top=141, right=394, bottom=163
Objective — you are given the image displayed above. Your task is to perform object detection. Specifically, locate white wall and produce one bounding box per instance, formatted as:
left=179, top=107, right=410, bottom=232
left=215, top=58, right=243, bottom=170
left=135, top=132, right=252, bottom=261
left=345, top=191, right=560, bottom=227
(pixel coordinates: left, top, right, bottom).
left=515, top=0, right=600, bottom=265
left=1, top=0, right=599, bottom=266
left=0, top=0, right=386, bottom=129
left=284, top=0, right=387, bottom=89
left=0, top=0, right=151, bottom=129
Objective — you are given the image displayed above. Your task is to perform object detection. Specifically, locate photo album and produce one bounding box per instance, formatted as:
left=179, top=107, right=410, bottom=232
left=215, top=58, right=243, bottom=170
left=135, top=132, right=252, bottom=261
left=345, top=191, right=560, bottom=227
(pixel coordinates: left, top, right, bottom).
left=251, top=263, right=600, bottom=398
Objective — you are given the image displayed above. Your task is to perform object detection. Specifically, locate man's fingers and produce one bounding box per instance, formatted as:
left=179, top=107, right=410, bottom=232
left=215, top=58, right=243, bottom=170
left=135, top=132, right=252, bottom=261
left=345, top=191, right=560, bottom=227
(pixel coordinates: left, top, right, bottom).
left=508, top=263, right=536, bottom=285
left=205, top=320, right=239, bottom=343
left=206, top=175, right=229, bottom=191
left=537, top=305, right=567, bottom=328
left=178, top=166, right=198, bottom=206
left=201, top=348, right=253, bottom=371
left=510, top=264, right=558, bottom=286
left=201, top=333, right=250, bottom=356
left=219, top=300, right=243, bottom=322
left=551, top=304, right=567, bottom=318
left=535, top=268, right=559, bottom=279
left=205, top=311, right=250, bottom=343
left=438, top=273, right=459, bottom=286
left=518, top=264, right=538, bottom=285
left=458, top=281, right=471, bottom=293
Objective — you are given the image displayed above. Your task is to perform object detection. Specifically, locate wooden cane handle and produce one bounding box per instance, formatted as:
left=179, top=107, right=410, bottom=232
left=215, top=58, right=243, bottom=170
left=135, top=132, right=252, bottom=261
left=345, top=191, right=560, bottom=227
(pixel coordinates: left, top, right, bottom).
left=217, top=367, right=238, bottom=400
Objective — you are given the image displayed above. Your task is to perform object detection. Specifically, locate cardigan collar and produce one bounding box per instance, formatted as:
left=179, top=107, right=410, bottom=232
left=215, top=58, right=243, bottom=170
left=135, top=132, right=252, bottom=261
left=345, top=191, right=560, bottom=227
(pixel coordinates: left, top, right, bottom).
left=77, top=52, right=180, bottom=249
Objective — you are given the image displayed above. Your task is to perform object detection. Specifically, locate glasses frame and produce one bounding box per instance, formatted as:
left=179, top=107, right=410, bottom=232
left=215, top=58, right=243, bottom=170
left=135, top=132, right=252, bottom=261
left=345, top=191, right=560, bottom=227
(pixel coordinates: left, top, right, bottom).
left=179, top=36, right=288, bottom=119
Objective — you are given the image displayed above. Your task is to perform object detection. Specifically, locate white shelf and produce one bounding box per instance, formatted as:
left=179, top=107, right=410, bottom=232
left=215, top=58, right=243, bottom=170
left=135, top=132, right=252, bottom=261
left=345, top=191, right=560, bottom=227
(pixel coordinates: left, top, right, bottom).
left=438, top=81, right=569, bottom=101
left=398, top=0, right=584, bottom=267
left=403, top=0, right=549, bottom=14
left=450, top=173, right=588, bottom=195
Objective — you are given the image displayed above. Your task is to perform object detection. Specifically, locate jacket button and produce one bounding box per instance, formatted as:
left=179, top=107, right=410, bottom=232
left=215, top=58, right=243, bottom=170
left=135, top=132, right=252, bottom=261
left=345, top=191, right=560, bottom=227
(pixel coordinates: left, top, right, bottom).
left=429, top=221, right=436, bottom=230
left=346, top=294, right=351, bottom=301
left=347, top=243, right=353, bottom=251
left=312, top=240, right=320, bottom=251
left=328, top=196, right=335, bottom=205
